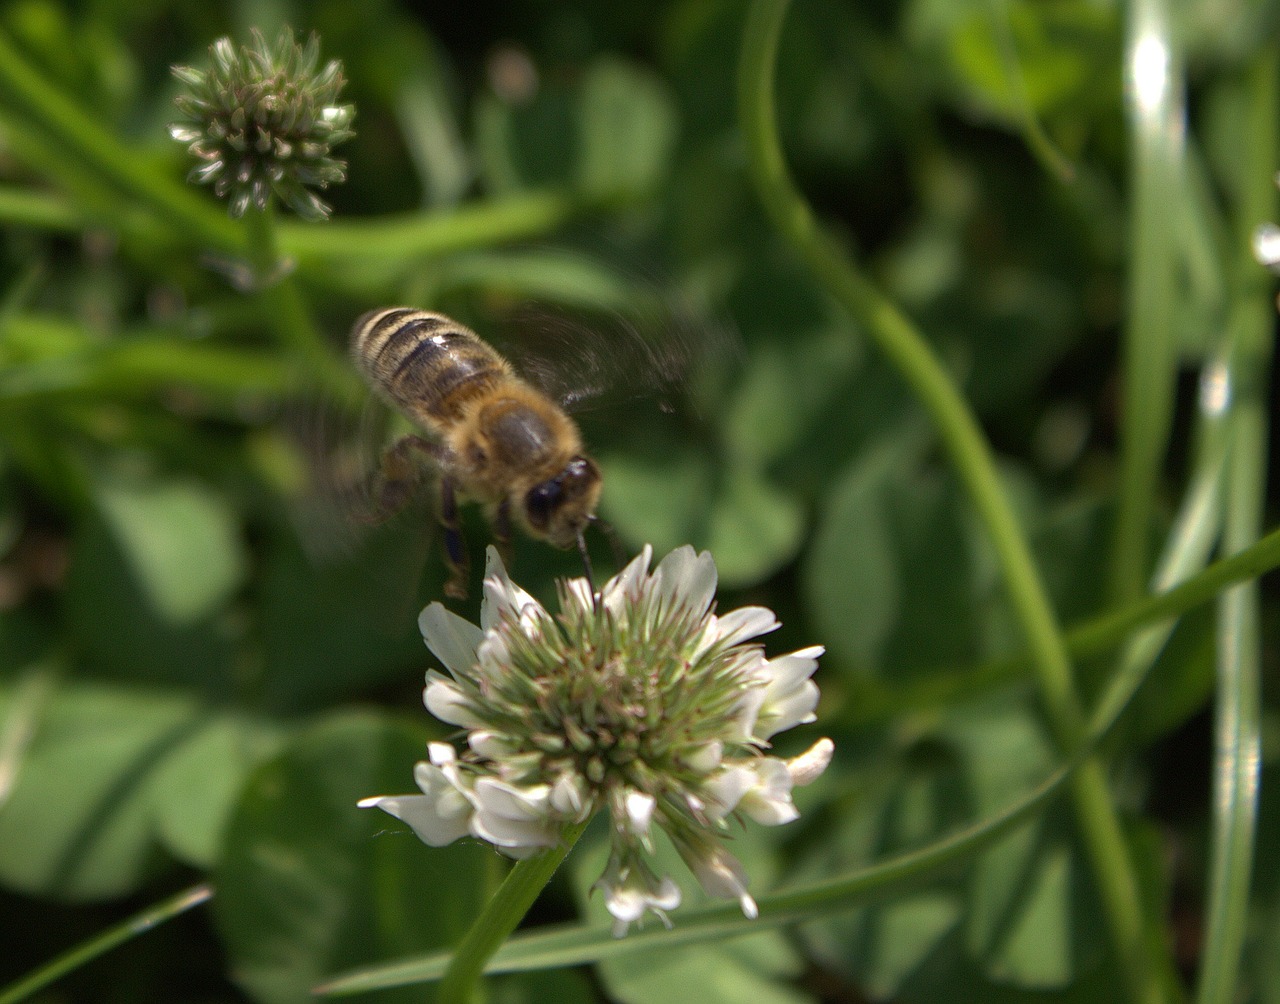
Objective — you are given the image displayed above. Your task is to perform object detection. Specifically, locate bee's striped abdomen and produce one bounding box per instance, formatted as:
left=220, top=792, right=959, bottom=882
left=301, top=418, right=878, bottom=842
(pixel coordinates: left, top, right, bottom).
left=351, top=308, right=510, bottom=424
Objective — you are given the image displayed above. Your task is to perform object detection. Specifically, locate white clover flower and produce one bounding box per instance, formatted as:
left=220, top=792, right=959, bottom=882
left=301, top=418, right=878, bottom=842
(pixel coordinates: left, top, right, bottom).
left=360, top=545, right=833, bottom=935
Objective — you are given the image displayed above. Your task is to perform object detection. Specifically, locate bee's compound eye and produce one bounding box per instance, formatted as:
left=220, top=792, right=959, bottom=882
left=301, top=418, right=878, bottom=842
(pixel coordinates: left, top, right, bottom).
left=525, top=479, right=563, bottom=531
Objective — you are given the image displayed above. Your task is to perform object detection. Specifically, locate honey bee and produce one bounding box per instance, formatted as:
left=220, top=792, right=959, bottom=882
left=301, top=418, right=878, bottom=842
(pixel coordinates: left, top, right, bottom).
left=350, top=306, right=605, bottom=600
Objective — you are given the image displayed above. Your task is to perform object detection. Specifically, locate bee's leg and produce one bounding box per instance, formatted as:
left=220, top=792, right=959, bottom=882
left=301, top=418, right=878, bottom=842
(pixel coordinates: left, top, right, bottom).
left=367, top=435, right=438, bottom=522
left=440, top=475, right=470, bottom=600
left=492, top=498, right=515, bottom=571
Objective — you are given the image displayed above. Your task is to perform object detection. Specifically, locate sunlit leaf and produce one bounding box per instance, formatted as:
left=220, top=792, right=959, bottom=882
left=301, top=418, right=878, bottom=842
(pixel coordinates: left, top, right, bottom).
left=0, top=681, right=210, bottom=900
left=149, top=711, right=286, bottom=869
left=92, top=468, right=246, bottom=626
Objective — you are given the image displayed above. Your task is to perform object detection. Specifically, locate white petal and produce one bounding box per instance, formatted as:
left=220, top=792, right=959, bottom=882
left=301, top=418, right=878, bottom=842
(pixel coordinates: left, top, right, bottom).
left=787, top=738, right=834, bottom=787
left=623, top=790, right=656, bottom=837
left=602, top=544, right=653, bottom=615
left=357, top=761, right=473, bottom=847
left=760, top=645, right=824, bottom=687
left=1254, top=222, right=1280, bottom=271
left=715, top=606, right=780, bottom=647
left=753, top=646, right=823, bottom=739
left=728, top=676, right=768, bottom=744
left=682, top=740, right=724, bottom=774
left=682, top=844, right=757, bottom=919
left=550, top=772, right=590, bottom=817
left=759, top=685, right=818, bottom=739
left=652, top=545, right=717, bottom=616
left=736, top=758, right=799, bottom=826
left=603, top=873, right=681, bottom=937
left=468, top=730, right=514, bottom=760
left=424, top=672, right=485, bottom=728
left=700, top=764, right=756, bottom=822
left=468, top=777, right=558, bottom=851
left=564, top=576, right=596, bottom=613
left=481, top=546, right=545, bottom=633
left=475, top=632, right=512, bottom=681
left=419, top=602, right=483, bottom=677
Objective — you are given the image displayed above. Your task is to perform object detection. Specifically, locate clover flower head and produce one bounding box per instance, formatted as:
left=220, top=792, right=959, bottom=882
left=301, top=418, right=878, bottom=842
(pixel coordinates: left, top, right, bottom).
left=169, top=27, right=355, bottom=220
left=360, top=545, right=833, bottom=936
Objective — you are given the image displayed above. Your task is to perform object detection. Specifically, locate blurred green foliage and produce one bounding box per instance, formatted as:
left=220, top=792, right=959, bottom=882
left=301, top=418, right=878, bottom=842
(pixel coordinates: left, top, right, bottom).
left=0, top=0, right=1278, bottom=1002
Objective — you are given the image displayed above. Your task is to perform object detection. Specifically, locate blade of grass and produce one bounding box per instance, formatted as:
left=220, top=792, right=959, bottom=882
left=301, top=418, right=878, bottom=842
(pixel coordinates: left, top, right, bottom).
left=1195, top=40, right=1278, bottom=1004
left=738, top=3, right=1178, bottom=1001
left=0, top=185, right=79, bottom=231
left=318, top=748, right=1081, bottom=996
left=277, top=191, right=600, bottom=272
left=1111, top=0, right=1185, bottom=603
left=0, top=883, right=213, bottom=1004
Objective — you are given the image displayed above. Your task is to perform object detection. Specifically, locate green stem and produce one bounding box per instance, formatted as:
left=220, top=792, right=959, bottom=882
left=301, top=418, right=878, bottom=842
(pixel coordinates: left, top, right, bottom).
left=437, top=819, right=589, bottom=1004
left=0, top=185, right=80, bottom=231
left=852, top=513, right=1280, bottom=726
left=0, top=883, right=213, bottom=1004
left=1195, top=42, right=1278, bottom=1004
left=739, top=0, right=1082, bottom=747
left=242, top=206, right=362, bottom=408
left=1111, top=0, right=1185, bottom=603
left=277, top=190, right=600, bottom=271
left=738, top=4, right=1175, bottom=1001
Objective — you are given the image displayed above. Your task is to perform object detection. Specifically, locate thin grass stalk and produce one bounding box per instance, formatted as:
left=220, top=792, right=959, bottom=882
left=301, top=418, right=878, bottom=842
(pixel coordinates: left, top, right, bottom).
left=737, top=2, right=1178, bottom=1000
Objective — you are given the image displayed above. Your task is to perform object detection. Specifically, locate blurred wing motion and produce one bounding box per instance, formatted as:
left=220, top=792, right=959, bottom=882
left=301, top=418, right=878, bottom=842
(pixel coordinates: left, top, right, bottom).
left=494, top=298, right=741, bottom=417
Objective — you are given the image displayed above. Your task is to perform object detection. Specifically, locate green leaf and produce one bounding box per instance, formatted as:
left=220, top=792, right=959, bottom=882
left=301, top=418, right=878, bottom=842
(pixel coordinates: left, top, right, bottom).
left=92, top=468, right=246, bottom=626
left=214, top=712, right=492, bottom=1004
left=601, top=442, right=803, bottom=588
left=723, top=321, right=862, bottom=467
left=804, top=438, right=984, bottom=677
left=64, top=506, right=234, bottom=687
left=793, top=739, right=969, bottom=999
left=575, top=58, right=678, bottom=199
left=852, top=893, right=965, bottom=1000
left=946, top=1, right=1120, bottom=122
left=256, top=527, right=434, bottom=713
left=473, top=57, right=677, bottom=200
left=148, top=711, right=286, bottom=869
left=946, top=705, right=1102, bottom=988
left=0, top=680, right=209, bottom=900
left=489, top=968, right=597, bottom=1004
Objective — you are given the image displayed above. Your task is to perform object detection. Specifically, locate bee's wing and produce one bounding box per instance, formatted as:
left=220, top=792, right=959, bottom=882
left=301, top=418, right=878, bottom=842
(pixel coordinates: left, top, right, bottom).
left=290, top=388, right=389, bottom=559
left=497, top=300, right=741, bottom=416
left=286, top=386, right=440, bottom=629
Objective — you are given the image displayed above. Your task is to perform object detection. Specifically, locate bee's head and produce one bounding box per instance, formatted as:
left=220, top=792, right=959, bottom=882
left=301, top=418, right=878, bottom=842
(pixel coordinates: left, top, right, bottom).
left=523, top=456, right=602, bottom=549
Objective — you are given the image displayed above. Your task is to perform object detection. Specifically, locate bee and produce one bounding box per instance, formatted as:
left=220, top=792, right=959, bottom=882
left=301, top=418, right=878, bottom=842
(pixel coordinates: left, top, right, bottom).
left=350, top=307, right=605, bottom=600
